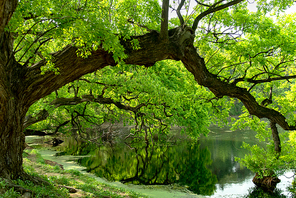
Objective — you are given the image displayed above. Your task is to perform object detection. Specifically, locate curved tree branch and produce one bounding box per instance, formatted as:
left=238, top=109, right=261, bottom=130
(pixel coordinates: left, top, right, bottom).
left=192, top=0, right=245, bottom=31
left=232, top=74, right=296, bottom=85
left=177, top=0, right=186, bottom=26
left=49, top=94, right=146, bottom=114
left=23, top=109, right=49, bottom=129
left=195, top=0, right=211, bottom=7
left=181, top=41, right=296, bottom=131
left=22, top=30, right=171, bottom=108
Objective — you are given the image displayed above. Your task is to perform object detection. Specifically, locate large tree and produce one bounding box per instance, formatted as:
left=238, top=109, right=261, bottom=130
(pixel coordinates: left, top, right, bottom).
left=0, top=0, right=296, bottom=186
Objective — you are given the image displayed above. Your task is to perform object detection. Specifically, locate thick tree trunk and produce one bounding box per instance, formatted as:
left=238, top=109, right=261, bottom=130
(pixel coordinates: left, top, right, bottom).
left=0, top=98, right=27, bottom=179
left=0, top=32, right=28, bottom=180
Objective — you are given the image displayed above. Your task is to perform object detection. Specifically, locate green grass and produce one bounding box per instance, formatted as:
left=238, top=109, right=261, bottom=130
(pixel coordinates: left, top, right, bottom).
left=0, top=149, right=148, bottom=198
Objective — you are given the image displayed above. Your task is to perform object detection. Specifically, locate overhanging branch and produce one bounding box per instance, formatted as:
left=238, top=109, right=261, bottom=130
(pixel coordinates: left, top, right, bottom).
left=23, top=30, right=170, bottom=108
left=20, top=23, right=296, bottom=150
left=23, top=109, right=49, bottom=129
left=181, top=44, right=296, bottom=131
left=49, top=94, right=146, bottom=114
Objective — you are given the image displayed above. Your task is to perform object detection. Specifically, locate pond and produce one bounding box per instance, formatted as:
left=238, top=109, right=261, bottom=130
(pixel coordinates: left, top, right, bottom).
left=26, top=126, right=295, bottom=197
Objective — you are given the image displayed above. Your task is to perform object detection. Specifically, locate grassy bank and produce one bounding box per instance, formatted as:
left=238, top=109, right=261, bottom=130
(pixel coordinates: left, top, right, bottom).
left=0, top=149, right=147, bottom=198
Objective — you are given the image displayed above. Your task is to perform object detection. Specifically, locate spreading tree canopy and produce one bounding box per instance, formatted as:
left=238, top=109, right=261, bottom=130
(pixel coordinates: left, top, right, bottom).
left=1, top=0, right=296, bottom=191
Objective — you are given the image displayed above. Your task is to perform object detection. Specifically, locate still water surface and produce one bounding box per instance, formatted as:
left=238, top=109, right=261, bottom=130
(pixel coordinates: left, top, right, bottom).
left=27, top=126, right=295, bottom=197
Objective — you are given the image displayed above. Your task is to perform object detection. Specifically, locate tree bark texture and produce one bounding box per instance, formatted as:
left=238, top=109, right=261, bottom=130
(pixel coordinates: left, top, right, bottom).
left=0, top=32, right=27, bottom=179
left=252, top=172, right=280, bottom=192
left=0, top=0, right=18, bottom=33
left=0, top=98, right=26, bottom=179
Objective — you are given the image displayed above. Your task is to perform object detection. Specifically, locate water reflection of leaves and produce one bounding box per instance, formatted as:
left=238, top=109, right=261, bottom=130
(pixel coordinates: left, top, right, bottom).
left=200, top=137, right=254, bottom=187
left=77, top=141, right=217, bottom=196
left=55, top=138, right=96, bottom=156
left=245, top=187, right=287, bottom=198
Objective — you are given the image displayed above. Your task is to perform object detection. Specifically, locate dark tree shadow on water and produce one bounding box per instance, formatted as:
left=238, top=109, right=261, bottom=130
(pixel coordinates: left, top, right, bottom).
left=244, top=187, right=289, bottom=198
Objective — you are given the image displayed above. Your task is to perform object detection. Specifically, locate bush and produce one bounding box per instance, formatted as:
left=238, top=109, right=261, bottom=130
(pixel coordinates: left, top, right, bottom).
left=236, top=130, right=296, bottom=178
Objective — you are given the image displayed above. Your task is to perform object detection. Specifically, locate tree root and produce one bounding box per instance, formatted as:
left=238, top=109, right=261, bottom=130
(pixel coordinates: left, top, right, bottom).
left=0, top=172, right=51, bottom=197
left=58, top=185, right=77, bottom=193
left=252, top=173, right=281, bottom=192
left=5, top=181, right=31, bottom=194
left=19, top=172, right=50, bottom=186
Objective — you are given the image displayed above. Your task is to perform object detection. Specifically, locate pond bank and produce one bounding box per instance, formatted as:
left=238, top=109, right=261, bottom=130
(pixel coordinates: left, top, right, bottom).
left=0, top=148, right=148, bottom=197
left=25, top=125, right=296, bottom=198
left=37, top=148, right=204, bottom=198
left=29, top=149, right=154, bottom=197
left=26, top=135, right=204, bottom=197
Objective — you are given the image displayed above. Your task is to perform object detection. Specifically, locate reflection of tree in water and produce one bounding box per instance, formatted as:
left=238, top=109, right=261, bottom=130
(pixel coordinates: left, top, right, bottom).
left=54, top=138, right=96, bottom=156
left=77, top=140, right=217, bottom=195
left=245, top=187, right=286, bottom=198
left=200, top=137, right=254, bottom=189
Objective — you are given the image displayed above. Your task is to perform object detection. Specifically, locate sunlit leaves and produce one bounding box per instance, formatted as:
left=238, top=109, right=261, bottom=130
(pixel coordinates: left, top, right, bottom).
left=256, top=0, right=295, bottom=14
left=236, top=129, right=296, bottom=177
left=195, top=2, right=296, bottom=90
left=8, top=0, right=161, bottom=68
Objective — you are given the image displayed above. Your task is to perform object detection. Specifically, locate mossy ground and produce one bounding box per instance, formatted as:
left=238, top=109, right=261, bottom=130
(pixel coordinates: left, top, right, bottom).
left=0, top=149, right=147, bottom=198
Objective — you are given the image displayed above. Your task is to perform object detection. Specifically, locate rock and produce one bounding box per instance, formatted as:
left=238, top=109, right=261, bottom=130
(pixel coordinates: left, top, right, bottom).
left=24, top=143, right=32, bottom=149
left=44, top=159, right=64, bottom=170
left=58, top=185, right=77, bottom=193
left=44, top=138, right=64, bottom=146
left=22, top=192, right=32, bottom=198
